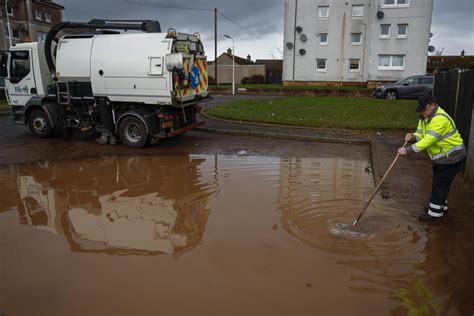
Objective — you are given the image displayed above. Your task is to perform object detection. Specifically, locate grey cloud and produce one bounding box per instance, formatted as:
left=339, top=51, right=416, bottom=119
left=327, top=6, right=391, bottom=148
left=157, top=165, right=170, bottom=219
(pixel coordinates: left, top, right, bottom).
left=55, top=0, right=473, bottom=57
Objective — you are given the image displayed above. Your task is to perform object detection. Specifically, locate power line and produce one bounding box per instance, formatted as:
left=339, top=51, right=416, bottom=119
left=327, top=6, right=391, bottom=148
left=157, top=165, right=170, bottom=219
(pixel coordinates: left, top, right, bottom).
left=124, top=0, right=214, bottom=12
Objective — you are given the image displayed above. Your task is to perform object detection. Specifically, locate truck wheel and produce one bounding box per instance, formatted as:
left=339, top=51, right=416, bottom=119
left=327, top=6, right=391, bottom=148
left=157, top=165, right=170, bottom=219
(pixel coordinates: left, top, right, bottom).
left=28, top=109, right=53, bottom=138
left=119, top=116, right=149, bottom=148
left=384, top=90, right=398, bottom=100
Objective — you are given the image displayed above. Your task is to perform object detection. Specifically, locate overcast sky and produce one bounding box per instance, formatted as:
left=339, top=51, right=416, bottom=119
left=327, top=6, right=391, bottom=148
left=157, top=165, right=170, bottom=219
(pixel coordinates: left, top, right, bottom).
left=55, top=0, right=474, bottom=60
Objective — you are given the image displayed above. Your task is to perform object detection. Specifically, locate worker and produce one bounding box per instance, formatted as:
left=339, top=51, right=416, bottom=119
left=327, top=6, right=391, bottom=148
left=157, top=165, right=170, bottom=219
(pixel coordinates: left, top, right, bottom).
left=397, top=94, right=466, bottom=221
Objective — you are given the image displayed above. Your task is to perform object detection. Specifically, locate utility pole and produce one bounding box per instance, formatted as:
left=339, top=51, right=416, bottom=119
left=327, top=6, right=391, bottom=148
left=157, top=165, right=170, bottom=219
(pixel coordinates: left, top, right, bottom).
left=214, top=8, right=218, bottom=86
left=5, top=0, right=13, bottom=48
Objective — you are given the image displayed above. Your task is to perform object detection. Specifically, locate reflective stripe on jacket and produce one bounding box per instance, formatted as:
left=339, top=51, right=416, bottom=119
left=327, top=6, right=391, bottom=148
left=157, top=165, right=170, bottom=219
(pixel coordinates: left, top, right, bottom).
left=410, top=106, right=466, bottom=164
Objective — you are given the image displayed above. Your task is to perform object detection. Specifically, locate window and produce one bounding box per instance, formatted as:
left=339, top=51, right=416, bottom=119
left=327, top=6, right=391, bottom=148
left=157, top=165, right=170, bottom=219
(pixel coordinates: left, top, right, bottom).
left=6, top=6, right=13, bottom=17
left=380, top=24, right=390, bottom=38
left=419, top=77, right=434, bottom=85
left=11, top=29, right=20, bottom=39
left=349, top=59, right=360, bottom=71
left=4, top=25, right=10, bottom=38
left=316, top=59, right=327, bottom=72
left=397, top=24, right=408, bottom=37
left=401, top=77, right=418, bottom=85
left=35, top=10, right=42, bottom=20
left=383, top=0, right=410, bottom=6
left=9, top=50, right=31, bottom=84
left=318, top=6, right=329, bottom=18
left=45, top=12, right=52, bottom=23
left=349, top=59, right=360, bottom=72
left=350, top=33, right=362, bottom=45
left=37, top=31, right=48, bottom=42
left=319, top=33, right=328, bottom=45
left=378, top=55, right=405, bottom=70
left=352, top=5, right=364, bottom=17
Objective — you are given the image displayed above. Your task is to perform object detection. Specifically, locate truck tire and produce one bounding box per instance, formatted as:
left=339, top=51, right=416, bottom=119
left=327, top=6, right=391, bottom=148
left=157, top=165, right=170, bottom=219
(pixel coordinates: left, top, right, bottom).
left=118, top=116, right=149, bottom=148
left=28, top=109, right=53, bottom=138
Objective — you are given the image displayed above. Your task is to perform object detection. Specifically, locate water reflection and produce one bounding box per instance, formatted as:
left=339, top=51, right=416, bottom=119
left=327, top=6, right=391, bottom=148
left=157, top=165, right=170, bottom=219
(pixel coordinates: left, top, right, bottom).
left=12, top=156, right=218, bottom=256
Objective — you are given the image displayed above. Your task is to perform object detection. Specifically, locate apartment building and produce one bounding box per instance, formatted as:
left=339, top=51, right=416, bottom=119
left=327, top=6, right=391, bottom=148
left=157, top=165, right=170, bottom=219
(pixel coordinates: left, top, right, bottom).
left=1, top=0, right=64, bottom=51
left=282, top=0, right=434, bottom=86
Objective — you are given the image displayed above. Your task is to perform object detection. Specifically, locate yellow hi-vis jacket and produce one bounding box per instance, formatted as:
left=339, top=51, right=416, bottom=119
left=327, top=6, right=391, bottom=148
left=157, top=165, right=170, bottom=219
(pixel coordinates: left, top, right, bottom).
left=408, top=106, right=466, bottom=164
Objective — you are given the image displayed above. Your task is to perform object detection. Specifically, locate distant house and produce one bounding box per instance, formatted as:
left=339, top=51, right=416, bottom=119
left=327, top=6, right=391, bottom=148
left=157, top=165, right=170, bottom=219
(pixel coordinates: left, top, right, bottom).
left=427, top=56, right=474, bottom=73
left=207, top=49, right=266, bottom=84
left=256, top=59, right=283, bottom=84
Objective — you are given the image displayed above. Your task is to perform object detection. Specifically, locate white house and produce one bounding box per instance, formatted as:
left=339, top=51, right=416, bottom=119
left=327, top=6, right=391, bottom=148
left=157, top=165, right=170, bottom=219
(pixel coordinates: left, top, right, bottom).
left=283, top=0, right=434, bottom=87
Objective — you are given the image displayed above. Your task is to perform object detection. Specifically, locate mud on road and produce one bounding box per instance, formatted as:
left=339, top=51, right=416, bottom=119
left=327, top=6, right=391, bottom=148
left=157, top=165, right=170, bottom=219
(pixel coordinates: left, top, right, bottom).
left=0, top=99, right=473, bottom=315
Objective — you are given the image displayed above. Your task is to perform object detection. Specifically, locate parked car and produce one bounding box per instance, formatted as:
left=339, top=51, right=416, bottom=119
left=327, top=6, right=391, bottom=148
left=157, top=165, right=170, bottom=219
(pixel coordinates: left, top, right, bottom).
left=373, top=75, right=434, bottom=100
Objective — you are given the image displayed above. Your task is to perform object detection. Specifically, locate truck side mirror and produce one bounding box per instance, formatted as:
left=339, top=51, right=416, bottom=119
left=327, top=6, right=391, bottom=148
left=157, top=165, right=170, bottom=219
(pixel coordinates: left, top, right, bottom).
left=0, top=51, right=8, bottom=78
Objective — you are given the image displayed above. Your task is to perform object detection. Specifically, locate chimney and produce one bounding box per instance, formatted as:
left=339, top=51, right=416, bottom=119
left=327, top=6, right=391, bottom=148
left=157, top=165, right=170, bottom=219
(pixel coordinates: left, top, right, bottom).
left=227, top=48, right=232, bottom=55
left=247, top=54, right=251, bottom=61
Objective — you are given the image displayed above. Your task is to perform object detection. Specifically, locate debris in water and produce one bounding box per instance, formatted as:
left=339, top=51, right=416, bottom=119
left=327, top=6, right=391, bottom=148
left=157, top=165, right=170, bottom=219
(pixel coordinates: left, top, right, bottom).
left=237, top=150, right=248, bottom=156
left=306, top=283, right=312, bottom=288
left=272, top=224, right=278, bottom=230
left=329, top=223, right=370, bottom=239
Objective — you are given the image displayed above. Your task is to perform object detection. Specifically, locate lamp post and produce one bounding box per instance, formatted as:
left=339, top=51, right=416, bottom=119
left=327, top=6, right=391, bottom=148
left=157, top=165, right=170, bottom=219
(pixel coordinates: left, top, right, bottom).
left=224, top=34, right=235, bottom=95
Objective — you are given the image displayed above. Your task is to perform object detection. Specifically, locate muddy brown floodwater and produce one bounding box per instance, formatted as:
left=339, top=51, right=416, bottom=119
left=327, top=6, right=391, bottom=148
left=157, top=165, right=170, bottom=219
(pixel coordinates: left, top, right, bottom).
left=0, top=154, right=473, bottom=316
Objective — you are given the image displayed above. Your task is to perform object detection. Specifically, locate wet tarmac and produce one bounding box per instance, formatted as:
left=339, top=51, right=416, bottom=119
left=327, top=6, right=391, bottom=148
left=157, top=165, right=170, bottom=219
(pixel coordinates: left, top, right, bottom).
left=1, top=153, right=473, bottom=316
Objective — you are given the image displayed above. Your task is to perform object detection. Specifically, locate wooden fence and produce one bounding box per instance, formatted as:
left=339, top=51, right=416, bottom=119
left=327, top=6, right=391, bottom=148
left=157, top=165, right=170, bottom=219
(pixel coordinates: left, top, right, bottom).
left=434, top=67, right=474, bottom=186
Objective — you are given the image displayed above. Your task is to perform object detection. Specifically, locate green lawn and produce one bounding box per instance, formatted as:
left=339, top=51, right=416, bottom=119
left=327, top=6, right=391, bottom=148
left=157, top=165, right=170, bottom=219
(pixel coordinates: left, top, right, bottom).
left=0, top=101, right=9, bottom=110
left=207, top=97, right=418, bottom=130
left=213, top=84, right=369, bottom=91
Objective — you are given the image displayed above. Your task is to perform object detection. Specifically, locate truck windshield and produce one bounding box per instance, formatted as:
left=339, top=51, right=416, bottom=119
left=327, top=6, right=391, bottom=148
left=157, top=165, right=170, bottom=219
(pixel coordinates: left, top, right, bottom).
left=9, top=50, right=31, bottom=84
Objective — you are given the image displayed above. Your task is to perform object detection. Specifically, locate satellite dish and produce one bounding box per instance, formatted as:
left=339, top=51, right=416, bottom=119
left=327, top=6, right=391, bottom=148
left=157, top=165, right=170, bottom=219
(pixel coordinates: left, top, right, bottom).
left=300, top=34, right=307, bottom=42
left=299, top=49, right=306, bottom=55
left=430, top=32, right=433, bottom=38
left=376, top=11, right=384, bottom=19
left=286, top=42, right=294, bottom=49
left=295, top=26, right=303, bottom=33
left=428, top=45, right=435, bottom=53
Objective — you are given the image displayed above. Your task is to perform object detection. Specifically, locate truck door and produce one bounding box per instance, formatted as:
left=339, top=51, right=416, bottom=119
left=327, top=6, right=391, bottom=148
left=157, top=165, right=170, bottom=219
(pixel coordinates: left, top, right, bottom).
left=5, top=50, right=37, bottom=107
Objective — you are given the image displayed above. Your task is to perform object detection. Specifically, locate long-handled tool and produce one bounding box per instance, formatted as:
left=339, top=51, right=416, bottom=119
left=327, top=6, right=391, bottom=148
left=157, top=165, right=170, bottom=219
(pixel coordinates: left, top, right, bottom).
left=352, top=140, right=408, bottom=226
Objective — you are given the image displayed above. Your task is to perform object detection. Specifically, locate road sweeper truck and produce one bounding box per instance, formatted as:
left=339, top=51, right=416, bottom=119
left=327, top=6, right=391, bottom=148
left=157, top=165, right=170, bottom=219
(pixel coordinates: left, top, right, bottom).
left=0, top=19, right=210, bottom=147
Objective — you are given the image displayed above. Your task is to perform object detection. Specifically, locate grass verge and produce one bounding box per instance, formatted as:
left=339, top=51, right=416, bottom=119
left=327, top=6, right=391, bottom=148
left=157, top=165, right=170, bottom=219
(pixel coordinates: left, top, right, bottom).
left=207, top=97, right=418, bottom=130
left=212, top=84, right=369, bottom=91
left=0, top=101, right=9, bottom=110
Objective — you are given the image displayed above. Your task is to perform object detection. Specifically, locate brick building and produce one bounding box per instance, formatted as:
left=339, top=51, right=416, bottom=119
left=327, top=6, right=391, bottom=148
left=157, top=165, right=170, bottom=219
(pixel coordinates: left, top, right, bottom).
left=207, top=49, right=266, bottom=84
left=1, top=0, right=64, bottom=50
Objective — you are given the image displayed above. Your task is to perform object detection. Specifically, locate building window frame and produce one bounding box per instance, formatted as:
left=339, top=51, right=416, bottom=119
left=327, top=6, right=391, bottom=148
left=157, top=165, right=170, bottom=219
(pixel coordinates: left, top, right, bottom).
left=319, top=33, right=328, bottom=45
left=6, top=6, right=14, bottom=17
left=317, top=6, right=330, bottom=18
left=378, top=54, right=405, bottom=70
left=349, top=59, right=361, bottom=72
left=316, top=58, right=327, bottom=72
left=397, top=23, right=408, bottom=38
left=351, top=5, right=364, bottom=18
left=350, top=33, right=362, bottom=45
left=382, top=0, right=410, bottom=8
left=380, top=24, right=391, bottom=38
left=35, top=9, right=42, bottom=21
left=44, top=12, right=52, bottom=23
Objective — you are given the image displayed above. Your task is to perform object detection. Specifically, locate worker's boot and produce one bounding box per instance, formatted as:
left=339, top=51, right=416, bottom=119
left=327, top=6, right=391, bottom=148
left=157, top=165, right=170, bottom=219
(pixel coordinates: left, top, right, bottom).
left=419, top=202, right=445, bottom=221
left=418, top=212, right=444, bottom=221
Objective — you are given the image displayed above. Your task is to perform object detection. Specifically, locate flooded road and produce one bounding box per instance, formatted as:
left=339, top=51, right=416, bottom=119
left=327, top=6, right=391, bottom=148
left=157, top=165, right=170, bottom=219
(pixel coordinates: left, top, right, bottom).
left=0, top=154, right=472, bottom=315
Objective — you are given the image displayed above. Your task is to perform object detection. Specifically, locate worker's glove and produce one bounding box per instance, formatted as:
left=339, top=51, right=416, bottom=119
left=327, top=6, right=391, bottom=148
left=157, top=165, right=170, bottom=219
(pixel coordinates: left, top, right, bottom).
left=405, top=133, right=414, bottom=142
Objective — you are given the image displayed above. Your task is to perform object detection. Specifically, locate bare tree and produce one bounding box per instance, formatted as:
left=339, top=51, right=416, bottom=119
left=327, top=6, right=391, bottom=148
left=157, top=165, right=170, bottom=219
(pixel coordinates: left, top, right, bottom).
left=433, top=48, right=445, bottom=56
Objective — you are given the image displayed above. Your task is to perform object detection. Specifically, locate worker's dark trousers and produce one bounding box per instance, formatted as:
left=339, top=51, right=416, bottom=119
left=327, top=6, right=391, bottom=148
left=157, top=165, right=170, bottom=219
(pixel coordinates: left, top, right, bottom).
left=428, top=160, right=463, bottom=217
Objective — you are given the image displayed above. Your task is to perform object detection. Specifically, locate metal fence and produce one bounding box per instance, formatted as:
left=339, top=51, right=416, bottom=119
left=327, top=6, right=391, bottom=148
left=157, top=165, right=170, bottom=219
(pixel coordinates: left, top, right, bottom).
left=434, top=67, right=474, bottom=186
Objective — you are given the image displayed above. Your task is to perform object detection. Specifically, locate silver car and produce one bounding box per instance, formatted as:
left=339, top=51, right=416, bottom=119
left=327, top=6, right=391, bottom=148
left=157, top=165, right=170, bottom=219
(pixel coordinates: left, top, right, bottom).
left=373, top=75, right=434, bottom=100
